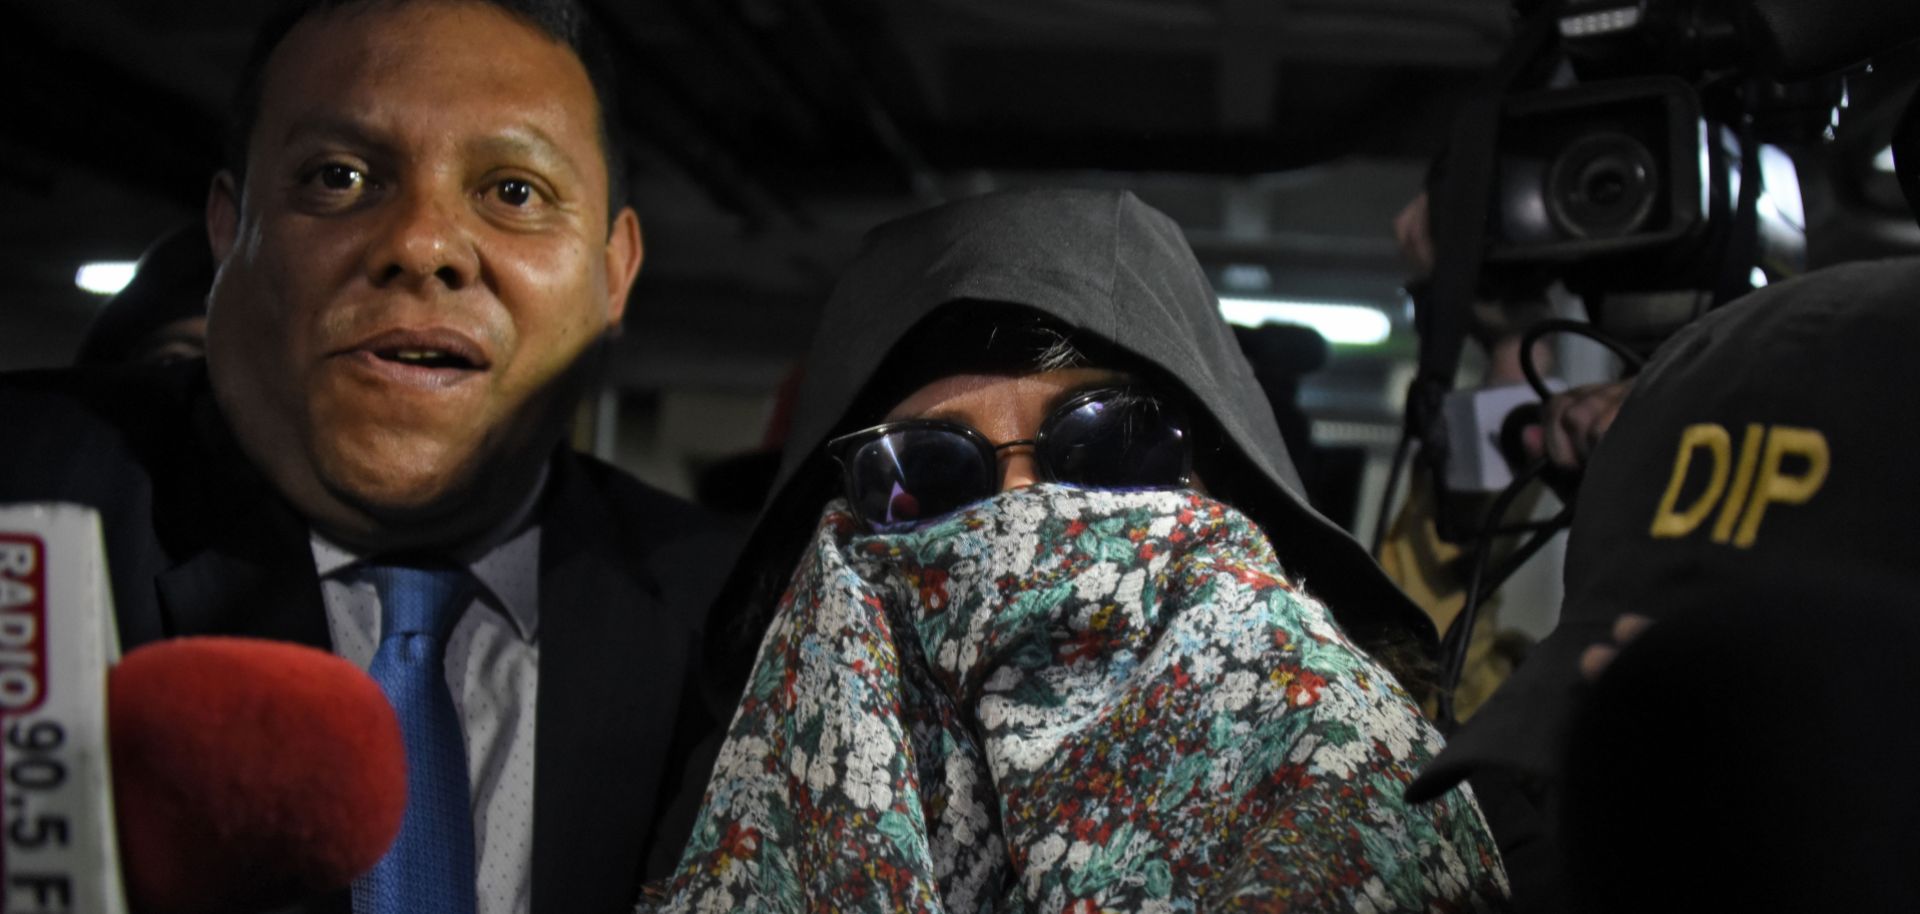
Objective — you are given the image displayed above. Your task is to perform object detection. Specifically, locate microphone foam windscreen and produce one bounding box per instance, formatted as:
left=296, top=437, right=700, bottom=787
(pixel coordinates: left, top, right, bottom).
left=108, top=637, right=407, bottom=914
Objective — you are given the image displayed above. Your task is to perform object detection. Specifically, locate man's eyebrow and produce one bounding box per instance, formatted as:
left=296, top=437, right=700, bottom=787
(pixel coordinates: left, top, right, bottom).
left=468, top=128, right=584, bottom=181
left=279, top=117, right=394, bottom=155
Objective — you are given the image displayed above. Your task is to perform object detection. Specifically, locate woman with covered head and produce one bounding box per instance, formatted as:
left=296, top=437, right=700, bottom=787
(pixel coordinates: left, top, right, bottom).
left=647, top=189, right=1508, bottom=911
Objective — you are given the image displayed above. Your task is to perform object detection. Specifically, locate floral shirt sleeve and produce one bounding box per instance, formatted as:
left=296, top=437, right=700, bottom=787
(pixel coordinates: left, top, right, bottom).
left=642, top=486, right=1509, bottom=913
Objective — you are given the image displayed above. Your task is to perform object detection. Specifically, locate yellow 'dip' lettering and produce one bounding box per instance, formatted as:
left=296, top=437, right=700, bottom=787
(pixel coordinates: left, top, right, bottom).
left=1711, top=423, right=1766, bottom=544
left=1732, top=426, right=1829, bottom=548
left=1649, top=423, right=1731, bottom=539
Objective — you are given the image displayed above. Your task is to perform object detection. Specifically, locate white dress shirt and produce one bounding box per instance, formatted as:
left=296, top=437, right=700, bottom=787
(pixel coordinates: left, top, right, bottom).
left=311, top=487, right=544, bottom=914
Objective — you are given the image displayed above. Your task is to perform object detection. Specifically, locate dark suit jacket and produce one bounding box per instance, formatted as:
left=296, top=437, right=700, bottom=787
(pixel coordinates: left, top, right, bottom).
left=0, top=363, right=740, bottom=914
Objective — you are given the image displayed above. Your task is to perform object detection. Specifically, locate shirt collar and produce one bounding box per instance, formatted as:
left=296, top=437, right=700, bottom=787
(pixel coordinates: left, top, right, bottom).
left=310, top=463, right=549, bottom=642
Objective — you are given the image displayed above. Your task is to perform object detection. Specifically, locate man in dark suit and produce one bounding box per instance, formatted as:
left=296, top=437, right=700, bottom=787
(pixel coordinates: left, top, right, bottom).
left=0, top=1, right=735, bottom=912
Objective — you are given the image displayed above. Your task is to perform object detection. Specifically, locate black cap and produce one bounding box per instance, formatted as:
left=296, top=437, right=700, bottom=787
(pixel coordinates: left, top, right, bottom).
left=1410, top=254, right=1920, bottom=801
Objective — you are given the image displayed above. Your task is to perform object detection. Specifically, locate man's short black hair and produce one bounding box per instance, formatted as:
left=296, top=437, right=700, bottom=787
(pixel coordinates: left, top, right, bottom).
left=226, top=0, right=629, bottom=223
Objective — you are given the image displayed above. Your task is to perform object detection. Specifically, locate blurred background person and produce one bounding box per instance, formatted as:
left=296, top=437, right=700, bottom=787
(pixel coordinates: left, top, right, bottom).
left=73, top=223, right=212, bottom=367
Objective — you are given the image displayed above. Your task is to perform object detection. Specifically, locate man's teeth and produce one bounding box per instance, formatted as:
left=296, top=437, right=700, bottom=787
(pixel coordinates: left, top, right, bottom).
left=378, top=348, right=470, bottom=368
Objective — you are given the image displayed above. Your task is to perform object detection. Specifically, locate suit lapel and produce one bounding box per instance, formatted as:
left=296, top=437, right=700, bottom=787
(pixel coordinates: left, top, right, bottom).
left=531, top=455, right=694, bottom=913
left=151, top=378, right=331, bottom=648
left=154, top=542, right=330, bottom=647
left=153, top=373, right=341, bottom=914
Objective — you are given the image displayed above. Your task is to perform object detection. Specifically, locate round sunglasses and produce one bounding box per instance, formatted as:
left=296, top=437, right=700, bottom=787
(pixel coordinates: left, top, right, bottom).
left=827, top=387, right=1191, bottom=531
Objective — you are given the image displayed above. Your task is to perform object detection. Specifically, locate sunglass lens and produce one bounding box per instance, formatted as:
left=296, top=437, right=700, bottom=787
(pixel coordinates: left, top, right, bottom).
left=1045, top=394, right=1187, bottom=488
left=845, top=428, right=995, bottom=529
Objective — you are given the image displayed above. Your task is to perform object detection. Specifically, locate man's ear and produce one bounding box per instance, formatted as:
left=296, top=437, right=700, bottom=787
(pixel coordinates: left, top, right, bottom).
left=206, top=171, right=242, bottom=264
left=603, top=206, right=643, bottom=332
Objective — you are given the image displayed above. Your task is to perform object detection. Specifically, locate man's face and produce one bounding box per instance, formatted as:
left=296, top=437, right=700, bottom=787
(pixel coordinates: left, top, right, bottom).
left=204, top=0, right=642, bottom=549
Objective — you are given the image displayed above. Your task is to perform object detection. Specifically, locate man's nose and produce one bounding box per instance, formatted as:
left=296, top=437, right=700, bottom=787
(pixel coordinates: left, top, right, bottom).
left=367, top=186, right=478, bottom=290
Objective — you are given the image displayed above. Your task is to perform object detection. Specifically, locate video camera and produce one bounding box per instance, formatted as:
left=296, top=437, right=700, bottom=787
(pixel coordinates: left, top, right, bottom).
left=1412, top=0, right=1920, bottom=505
left=1480, top=0, right=1866, bottom=344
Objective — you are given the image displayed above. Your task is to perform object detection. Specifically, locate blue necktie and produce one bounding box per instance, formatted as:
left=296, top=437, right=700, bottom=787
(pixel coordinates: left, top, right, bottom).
left=353, top=564, right=479, bottom=914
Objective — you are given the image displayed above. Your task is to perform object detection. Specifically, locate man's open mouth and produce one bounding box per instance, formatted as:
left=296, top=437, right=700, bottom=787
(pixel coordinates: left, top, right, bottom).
left=346, top=328, right=492, bottom=376
left=373, top=347, right=480, bottom=370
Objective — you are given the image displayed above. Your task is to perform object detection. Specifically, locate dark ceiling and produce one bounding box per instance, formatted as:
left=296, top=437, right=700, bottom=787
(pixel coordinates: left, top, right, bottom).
left=2, top=0, right=1915, bottom=412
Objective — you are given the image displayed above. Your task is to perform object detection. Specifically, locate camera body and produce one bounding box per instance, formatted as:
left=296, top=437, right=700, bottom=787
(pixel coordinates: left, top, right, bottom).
left=1481, top=0, right=1830, bottom=329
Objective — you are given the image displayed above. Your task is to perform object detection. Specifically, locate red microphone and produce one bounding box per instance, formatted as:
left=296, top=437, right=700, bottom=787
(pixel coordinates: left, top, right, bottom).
left=109, top=637, right=406, bottom=914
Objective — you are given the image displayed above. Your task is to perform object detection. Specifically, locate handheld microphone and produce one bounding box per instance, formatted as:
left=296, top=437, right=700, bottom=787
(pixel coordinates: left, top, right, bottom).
left=111, top=637, right=407, bottom=914
left=0, top=503, right=406, bottom=914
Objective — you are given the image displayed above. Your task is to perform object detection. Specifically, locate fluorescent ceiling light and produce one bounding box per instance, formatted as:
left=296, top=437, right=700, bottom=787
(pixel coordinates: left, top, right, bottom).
left=1559, top=6, right=1641, bottom=38
left=1218, top=296, right=1392, bottom=345
left=1874, top=145, right=1898, bottom=173
left=75, top=261, right=138, bottom=296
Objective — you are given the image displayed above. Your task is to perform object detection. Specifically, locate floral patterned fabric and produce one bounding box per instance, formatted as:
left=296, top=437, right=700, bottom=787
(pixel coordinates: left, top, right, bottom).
left=642, top=486, right=1508, bottom=913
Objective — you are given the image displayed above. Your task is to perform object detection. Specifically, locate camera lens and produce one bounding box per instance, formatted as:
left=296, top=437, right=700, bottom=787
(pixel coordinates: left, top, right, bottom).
left=1547, top=132, right=1659, bottom=240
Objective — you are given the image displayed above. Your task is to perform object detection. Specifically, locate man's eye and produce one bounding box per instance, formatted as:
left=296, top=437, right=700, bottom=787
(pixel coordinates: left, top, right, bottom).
left=494, top=179, right=535, bottom=207
left=315, top=164, right=364, bottom=191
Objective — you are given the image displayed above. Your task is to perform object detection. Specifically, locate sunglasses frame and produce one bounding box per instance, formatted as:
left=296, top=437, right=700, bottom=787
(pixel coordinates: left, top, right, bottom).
left=827, top=386, right=1192, bottom=529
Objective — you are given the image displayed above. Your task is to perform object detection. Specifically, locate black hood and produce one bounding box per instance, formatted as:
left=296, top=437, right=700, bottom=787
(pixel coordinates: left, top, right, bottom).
left=728, top=187, right=1433, bottom=663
